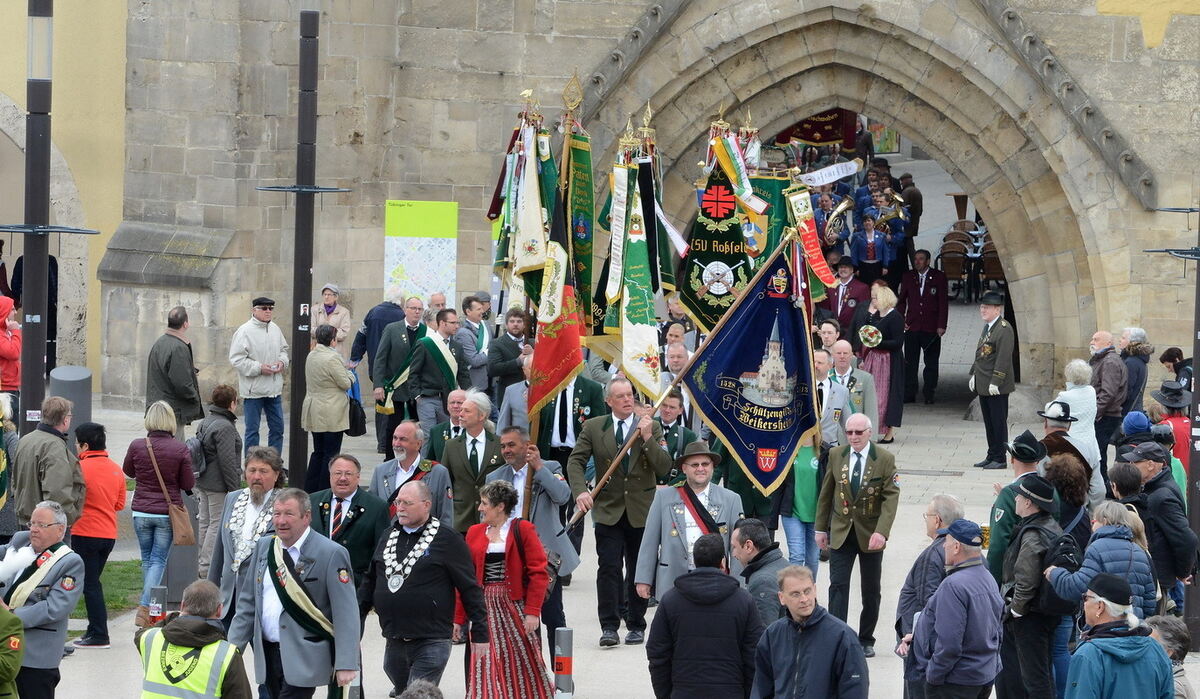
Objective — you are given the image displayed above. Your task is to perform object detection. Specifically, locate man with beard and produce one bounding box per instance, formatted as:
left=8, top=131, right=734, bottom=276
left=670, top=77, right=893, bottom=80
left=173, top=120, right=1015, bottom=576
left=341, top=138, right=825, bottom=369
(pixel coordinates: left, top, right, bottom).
left=209, top=446, right=283, bottom=627
left=370, top=421, right=453, bottom=524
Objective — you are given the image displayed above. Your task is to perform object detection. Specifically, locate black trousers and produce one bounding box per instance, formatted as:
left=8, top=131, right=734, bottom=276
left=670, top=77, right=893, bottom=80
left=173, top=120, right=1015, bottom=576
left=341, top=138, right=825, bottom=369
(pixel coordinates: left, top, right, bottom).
left=904, top=331, right=941, bottom=401
left=304, top=431, right=343, bottom=493
left=858, top=261, right=883, bottom=286
left=595, top=513, right=647, bottom=632
left=827, top=531, right=883, bottom=645
left=979, top=393, right=1009, bottom=462
left=1095, top=415, right=1121, bottom=483
left=548, top=446, right=584, bottom=557
left=542, top=577, right=566, bottom=657
left=16, top=667, right=60, bottom=698
left=72, top=535, right=114, bottom=641
left=925, top=683, right=992, bottom=699
left=995, top=612, right=1057, bottom=699
left=262, top=640, right=316, bottom=698
left=374, top=410, right=390, bottom=451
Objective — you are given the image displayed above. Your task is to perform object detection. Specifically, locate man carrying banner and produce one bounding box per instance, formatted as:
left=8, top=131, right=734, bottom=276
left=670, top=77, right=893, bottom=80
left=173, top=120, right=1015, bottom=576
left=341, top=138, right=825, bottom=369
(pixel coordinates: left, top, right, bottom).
left=815, top=413, right=900, bottom=659
left=372, top=295, right=428, bottom=460
left=568, top=377, right=672, bottom=647
left=370, top=421, right=453, bottom=524
left=228, top=488, right=359, bottom=697
left=634, top=441, right=744, bottom=601
left=407, top=309, right=471, bottom=434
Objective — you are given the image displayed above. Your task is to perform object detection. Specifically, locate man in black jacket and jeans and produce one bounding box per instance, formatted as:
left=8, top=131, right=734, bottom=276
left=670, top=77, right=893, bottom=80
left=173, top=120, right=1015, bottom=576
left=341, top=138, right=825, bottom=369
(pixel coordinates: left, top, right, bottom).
left=647, top=534, right=762, bottom=698
left=359, top=479, right=487, bottom=694
left=1124, top=442, right=1198, bottom=611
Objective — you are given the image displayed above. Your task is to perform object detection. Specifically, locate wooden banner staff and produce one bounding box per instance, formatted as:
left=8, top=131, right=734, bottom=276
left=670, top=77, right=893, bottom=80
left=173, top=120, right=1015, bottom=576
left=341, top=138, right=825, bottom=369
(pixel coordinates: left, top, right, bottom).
left=566, top=228, right=802, bottom=530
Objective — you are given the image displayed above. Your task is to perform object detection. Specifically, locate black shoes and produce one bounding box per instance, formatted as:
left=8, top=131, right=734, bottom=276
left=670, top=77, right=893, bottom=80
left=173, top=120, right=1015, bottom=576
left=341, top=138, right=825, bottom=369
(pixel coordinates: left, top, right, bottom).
left=862, top=644, right=875, bottom=658
left=72, top=636, right=110, bottom=649
left=599, top=630, right=620, bottom=647
left=560, top=574, right=572, bottom=587
left=624, top=630, right=645, bottom=645
left=982, top=461, right=1007, bottom=470
left=973, top=458, right=992, bottom=468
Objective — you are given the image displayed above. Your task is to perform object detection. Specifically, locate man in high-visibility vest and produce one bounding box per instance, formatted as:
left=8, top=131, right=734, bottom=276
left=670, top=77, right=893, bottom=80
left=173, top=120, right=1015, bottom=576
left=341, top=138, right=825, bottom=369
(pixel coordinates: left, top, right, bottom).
left=137, top=579, right=252, bottom=699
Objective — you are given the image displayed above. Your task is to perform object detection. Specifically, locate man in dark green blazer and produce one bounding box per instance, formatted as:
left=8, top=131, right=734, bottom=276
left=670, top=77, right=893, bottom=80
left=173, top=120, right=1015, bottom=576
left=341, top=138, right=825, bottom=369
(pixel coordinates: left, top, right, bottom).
left=439, top=389, right=504, bottom=533
left=309, top=455, right=390, bottom=587
left=372, top=299, right=429, bottom=460
left=408, top=309, right=471, bottom=434
left=654, top=389, right=697, bottom=485
left=567, top=377, right=671, bottom=648
left=487, top=308, right=533, bottom=403
left=970, top=290, right=1016, bottom=469
left=423, top=389, right=468, bottom=461
left=814, top=413, right=900, bottom=657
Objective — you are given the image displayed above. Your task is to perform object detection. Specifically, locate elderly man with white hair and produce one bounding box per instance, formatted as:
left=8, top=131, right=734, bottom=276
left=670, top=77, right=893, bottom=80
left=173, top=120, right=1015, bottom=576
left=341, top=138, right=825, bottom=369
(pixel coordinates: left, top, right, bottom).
left=0, top=500, right=85, bottom=697
left=1118, top=327, right=1154, bottom=416
left=439, top=389, right=502, bottom=534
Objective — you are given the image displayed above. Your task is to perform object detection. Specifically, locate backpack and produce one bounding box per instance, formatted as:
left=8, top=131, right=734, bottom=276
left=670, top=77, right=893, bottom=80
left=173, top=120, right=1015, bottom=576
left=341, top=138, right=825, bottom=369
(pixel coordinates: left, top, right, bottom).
left=1027, top=507, right=1087, bottom=615
left=185, top=420, right=209, bottom=477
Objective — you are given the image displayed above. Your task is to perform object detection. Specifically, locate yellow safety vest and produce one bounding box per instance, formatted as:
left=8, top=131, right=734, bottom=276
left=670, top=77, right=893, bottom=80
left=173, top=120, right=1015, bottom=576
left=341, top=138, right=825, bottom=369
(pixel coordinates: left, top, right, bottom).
left=139, top=627, right=236, bottom=699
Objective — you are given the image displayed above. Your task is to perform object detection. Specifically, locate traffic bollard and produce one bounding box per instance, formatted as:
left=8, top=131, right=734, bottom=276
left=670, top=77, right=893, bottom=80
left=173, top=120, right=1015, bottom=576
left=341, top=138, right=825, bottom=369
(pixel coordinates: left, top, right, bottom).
left=554, top=627, right=574, bottom=697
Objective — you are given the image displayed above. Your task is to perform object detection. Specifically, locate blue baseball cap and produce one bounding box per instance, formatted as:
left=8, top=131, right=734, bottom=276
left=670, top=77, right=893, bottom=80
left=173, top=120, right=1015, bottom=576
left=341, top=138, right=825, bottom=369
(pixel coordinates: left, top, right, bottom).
left=937, top=519, right=984, bottom=547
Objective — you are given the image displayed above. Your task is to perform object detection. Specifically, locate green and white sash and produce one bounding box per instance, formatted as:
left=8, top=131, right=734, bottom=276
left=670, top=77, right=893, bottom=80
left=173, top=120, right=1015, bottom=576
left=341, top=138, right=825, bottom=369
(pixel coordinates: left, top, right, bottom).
left=6, top=543, right=71, bottom=609
left=266, top=536, right=334, bottom=642
left=418, top=336, right=458, bottom=391
left=383, top=324, right=429, bottom=394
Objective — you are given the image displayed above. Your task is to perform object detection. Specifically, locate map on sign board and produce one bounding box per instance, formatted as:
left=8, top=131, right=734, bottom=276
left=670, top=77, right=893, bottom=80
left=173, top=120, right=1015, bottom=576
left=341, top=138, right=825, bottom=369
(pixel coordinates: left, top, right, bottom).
left=384, top=200, right=458, bottom=305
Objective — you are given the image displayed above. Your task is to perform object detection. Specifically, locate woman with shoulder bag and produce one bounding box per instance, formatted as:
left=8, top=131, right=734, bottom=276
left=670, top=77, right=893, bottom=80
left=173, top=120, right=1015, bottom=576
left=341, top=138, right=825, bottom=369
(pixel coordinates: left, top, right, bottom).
left=123, top=400, right=194, bottom=627
left=455, top=480, right=553, bottom=699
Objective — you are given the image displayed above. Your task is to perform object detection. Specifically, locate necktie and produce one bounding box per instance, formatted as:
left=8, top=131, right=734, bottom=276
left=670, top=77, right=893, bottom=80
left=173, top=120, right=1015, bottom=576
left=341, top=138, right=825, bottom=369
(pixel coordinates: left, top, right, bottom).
left=557, top=391, right=569, bottom=442
left=331, top=498, right=344, bottom=537
left=452, top=425, right=461, bottom=439
left=469, top=439, right=479, bottom=473
left=817, top=383, right=825, bottom=412
left=475, top=322, right=484, bottom=351
left=979, top=323, right=990, bottom=345
left=851, top=453, right=863, bottom=498
left=615, top=420, right=630, bottom=473
left=919, top=272, right=926, bottom=296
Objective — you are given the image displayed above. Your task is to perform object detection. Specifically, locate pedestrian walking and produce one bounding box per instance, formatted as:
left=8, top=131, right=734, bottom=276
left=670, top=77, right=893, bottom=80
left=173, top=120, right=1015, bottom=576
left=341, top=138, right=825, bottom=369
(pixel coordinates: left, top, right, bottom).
left=193, top=384, right=243, bottom=579
left=69, top=422, right=126, bottom=649
left=730, top=518, right=790, bottom=628
left=301, top=323, right=352, bottom=493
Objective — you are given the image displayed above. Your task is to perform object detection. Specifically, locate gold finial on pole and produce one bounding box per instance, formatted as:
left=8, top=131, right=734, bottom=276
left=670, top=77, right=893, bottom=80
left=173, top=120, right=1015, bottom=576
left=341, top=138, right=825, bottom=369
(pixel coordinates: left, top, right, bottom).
left=562, top=72, right=583, bottom=113
left=619, top=115, right=639, bottom=149
left=638, top=101, right=655, bottom=142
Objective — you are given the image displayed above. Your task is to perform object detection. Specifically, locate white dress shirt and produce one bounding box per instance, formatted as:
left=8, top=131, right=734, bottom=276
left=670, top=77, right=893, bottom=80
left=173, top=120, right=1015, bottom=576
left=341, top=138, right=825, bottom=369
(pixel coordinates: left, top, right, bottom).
left=240, top=498, right=267, bottom=548
left=511, top=465, right=529, bottom=517
left=466, top=429, right=486, bottom=471
left=260, top=527, right=312, bottom=643
left=550, top=379, right=579, bottom=449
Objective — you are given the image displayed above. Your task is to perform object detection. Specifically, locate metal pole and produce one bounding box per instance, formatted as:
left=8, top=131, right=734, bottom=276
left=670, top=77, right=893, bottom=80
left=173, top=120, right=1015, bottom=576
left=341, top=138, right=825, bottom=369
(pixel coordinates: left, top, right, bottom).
left=553, top=626, right=573, bottom=697
left=20, top=0, right=53, bottom=435
left=287, top=10, right=319, bottom=486
left=1185, top=221, right=1200, bottom=648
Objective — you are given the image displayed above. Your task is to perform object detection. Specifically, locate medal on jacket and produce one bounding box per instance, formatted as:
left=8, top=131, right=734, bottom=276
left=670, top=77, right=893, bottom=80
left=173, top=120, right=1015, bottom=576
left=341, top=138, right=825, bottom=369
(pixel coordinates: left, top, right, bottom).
left=383, top=517, right=440, bottom=592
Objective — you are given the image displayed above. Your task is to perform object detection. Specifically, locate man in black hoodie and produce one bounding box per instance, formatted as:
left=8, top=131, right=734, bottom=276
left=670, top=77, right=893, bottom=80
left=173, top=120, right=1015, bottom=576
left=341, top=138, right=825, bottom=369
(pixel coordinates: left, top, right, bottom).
left=1126, top=442, right=1198, bottom=611
left=647, top=533, right=763, bottom=698
left=136, top=579, right=252, bottom=699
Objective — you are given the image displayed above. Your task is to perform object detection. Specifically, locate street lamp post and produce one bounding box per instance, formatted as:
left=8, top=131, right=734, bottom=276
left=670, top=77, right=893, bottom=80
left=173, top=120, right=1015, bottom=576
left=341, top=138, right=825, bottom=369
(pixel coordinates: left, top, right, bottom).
left=257, top=9, right=347, bottom=485
left=1146, top=204, right=1200, bottom=648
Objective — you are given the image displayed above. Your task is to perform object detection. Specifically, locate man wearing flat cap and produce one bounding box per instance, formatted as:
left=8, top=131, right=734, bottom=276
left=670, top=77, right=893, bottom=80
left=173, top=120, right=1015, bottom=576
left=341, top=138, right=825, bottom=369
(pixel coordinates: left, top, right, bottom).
left=1066, top=573, right=1174, bottom=698
left=1038, top=400, right=1105, bottom=509
left=986, top=430, right=1049, bottom=583
left=970, top=290, right=1015, bottom=470
left=229, top=297, right=290, bottom=456
left=907, top=519, right=1004, bottom=697
left=1126, top=441, right=1198, bottom=612
left=635, top=441, right=744, bottom=604
left=996, top=474, right=1061, bottom=699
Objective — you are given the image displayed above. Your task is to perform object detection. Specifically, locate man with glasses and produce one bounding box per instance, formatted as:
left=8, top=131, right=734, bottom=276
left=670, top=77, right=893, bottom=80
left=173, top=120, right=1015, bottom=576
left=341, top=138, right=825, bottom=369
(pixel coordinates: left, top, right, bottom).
left=309, top=454, right=389, bottom=587
left=373, top=295, right=430, bottom=460
left=815, top=412, right=900, bottom=659
left=1, top=500, right=85, bottom=697
left=229, top=297, right=289, bottom=456
left=407, top=309, right=470, bottom=434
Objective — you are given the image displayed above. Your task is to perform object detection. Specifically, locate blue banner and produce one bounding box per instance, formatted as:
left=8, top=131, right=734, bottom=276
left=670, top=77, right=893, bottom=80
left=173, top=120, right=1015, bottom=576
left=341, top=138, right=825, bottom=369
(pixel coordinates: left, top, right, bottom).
left=682, top=243, right=819, bottom=495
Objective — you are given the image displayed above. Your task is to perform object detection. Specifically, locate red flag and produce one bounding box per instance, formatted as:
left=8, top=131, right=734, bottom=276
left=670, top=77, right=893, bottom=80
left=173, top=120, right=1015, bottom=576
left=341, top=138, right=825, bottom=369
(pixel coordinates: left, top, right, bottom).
left=528, top=183, right=585, bottom=417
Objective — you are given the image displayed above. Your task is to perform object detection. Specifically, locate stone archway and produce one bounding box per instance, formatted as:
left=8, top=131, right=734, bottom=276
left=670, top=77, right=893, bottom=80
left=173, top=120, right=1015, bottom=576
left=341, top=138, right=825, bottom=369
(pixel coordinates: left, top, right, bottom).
left=585, top=3, right=1140, bottom=388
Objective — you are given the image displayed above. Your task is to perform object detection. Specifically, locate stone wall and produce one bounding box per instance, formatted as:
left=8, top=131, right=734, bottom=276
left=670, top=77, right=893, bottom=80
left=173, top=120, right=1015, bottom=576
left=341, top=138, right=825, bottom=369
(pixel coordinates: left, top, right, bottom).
left=100, top=0, right=1200, bottom=405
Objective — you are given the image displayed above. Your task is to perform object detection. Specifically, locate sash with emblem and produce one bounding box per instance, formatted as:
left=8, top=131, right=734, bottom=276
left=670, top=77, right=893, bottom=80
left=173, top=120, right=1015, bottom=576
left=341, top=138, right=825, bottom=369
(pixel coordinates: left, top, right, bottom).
left=378, top=324, right=429, bottom=414
left=266, top=537, right=334, bottom=642
left=386, top=461, right=433, bottom=519
left=5, top=542, right=72, bottom=608
left=417, top=336, right=458, bottom=391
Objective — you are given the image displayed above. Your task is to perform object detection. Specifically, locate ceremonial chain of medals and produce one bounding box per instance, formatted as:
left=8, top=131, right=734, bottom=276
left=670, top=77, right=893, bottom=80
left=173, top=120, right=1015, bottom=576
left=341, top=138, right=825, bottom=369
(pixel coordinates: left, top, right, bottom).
left=383, top=517, right=440, bottom=593
left=229, top=489, right=275, bottom=572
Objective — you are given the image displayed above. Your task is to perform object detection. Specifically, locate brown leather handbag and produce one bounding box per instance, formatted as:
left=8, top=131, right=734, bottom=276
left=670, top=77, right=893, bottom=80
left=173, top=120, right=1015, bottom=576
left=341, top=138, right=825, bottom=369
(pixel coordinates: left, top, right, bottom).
left=145, top=438, right=196, bottom=546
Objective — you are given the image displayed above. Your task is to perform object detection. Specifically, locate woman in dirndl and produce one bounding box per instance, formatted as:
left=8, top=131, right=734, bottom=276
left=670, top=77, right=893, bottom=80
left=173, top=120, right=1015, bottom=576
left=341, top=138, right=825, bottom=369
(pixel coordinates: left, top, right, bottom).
left=456, top=479, right=553, bottom=699
left=859, top=284, right=905, bottom=442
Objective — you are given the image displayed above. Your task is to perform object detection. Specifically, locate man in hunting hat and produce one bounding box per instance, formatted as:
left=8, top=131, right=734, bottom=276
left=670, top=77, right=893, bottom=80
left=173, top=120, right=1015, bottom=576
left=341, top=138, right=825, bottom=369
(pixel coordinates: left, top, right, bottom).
left=971, top=290, right=1015, bottom=470
left=634, top=441, right=745, bottom=604
left=985, top=429, right=1049, bottom=582
left=820, top=258, right=871, bottom=331
left=1039, top=400, right=1105, bottom=509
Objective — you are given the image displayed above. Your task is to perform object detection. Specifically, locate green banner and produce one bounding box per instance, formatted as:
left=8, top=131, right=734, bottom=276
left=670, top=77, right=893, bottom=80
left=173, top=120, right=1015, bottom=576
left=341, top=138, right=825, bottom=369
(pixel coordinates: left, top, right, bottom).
left=568, top=132, right=595, bottom=333
left=750, top=175, right=789, bottom=269
left=679, top=167, right=752, bottom=333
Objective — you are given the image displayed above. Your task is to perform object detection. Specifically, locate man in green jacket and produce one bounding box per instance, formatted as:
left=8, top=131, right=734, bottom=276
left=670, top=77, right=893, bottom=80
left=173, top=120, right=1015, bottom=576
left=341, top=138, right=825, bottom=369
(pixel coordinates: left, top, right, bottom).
left=309, top=455, right=389, bottom=586
left=145, top=306, right=204, bottom=438
left=13, top=397, right=83, bottom=526
left=0, top=604, right=22, bottom=699
left=986, top=430, right=1048, bottom=582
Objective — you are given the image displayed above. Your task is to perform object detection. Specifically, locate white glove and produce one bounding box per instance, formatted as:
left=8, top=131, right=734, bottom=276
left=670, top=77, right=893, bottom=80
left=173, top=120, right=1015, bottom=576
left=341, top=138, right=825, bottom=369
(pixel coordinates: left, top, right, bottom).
left=988, top=383, right=1000, bottom=396
left=968, top=376, right=975, bottom=392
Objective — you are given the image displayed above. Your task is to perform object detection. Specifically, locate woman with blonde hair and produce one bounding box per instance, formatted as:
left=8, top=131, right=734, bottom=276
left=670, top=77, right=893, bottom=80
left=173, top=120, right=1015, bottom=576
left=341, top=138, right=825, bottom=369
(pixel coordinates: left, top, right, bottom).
left=859, top=284, right=904, bottom=442
left=123, top=400, right=194, bottom=626
left=1045, top=499, right=1158, bottom=619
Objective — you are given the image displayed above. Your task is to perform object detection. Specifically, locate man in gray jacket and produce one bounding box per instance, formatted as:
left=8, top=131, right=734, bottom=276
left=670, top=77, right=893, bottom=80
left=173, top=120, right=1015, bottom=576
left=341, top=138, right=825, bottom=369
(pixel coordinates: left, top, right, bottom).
left=145, top=306, right=204, bottom=437
left=3, top=501, right=85, bottom=697
left=228, top=488, right=359, bottom=696
left=194, top=384, right=244, bottom=578
left=369, top=421, right=453, bottom=524
left=731, top=518, right=788, bottom=628
left=486, top=425, right=579, bottom=650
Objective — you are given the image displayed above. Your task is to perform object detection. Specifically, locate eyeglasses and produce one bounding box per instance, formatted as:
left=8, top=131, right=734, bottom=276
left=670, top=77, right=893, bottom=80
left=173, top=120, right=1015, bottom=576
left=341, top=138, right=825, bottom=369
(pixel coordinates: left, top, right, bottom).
left=922, top=513, right=938, bottom=520
left=30, top=522, right=63, bottom=530
left=846, top=429, right=868, bottom=435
